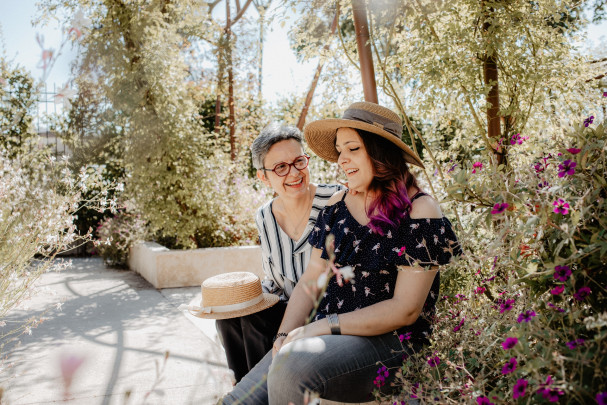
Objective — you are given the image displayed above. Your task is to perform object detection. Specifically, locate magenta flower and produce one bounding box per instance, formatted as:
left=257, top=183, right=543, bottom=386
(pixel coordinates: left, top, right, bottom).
left=510, top=133, right=528, bottom=145
left=552, top=198, right=570, bottom=215
left=501, top=357, right=517, bottom=375
left=399, top=332, right=412, bottom=342
left=453, top=317, right=465, bottom=332
left=550, top=285, right=565, bottom=295
left=491, top=202, right=509, bottom=215
left=410, top=382, right=420, bottom=399
left=472, top=162, right=483, bottom=173
left=574, top=286, right=592, bottom=301
left=373, top=366, right=389, bottom=387
left=517, top=310, right=537, bottom=323
left=538, top=388, right=564, bottom=402
left=566, top=339, right=585, bottom=349
left=566, top=148, right=581, bottom=154
left=604, top=92, right=607, bottom=97
left=558, top=160, right=576, bottom=177
left=397, top=246, right=406, bottom=256
left=476, top=396, right=494, bottom=405
left=547, top=302, right=566, bottom=313
left=513, top=379, right=528, bottom=399
left=596, top=392, right=607, bottom=405
left=553, top=265, right=571, bottom=282
left=475, top=286, right=486, bottom=294
left=502, top=337, right=518, bottom=350
left=499, top=299, right=515, bottom=314
left=427, top=355, right=440, bottom=367
left=584, top=115, right=594, bottom=127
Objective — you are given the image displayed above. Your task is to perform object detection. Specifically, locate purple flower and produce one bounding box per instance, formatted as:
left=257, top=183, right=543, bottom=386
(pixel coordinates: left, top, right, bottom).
left=501, top=357, right=517, bottom=375
left=373, top=366, right=389, bottom=387
left=550, top=285, right=565, bottom=295
left=553, top=198, right=570, bottom=215
left=448, top=163, right=457, bottom=173
left=566, top=339, right=585, bottom=349
left=547, top=302, right=566, bottom=313
left=539, top=388, right=564, bottom=402
left=491, top=202, right=509, bottom=215
left=596, top=392, right=607, bottom=405
left=553, top=265, right=571, bottom=282
left=558, top=159, right=576, bottom=177
left=502, top=337, right=518, bottom=350
left=567, top=148, right=581, bottom=154
left=584, top=115, right=594, bottom=127
left=513, top=379, right=528, bottom=399
left=427, top=355, right=440, bottom=367
left=574, top=286, right=592, bottom=301
left=517, top=310, right=537, bottom=323
left=604, top=92, right=607, bottom=97
left=453, top=317, right=465, bottom=332
left=476, top=396, right=494, bottom=405
left=510, top=133, right=528, bottom=145
left=410, top=382, right=420, bottom=399
left=399, top=332, right=412, bottom=342
left=499, top=299, right=516, bottom=313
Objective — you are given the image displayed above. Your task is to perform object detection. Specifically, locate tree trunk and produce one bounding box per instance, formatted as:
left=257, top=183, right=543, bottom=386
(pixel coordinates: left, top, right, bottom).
left=296, top=8, right=339, bottom=130
left=226, top=1, right=236, bottom=160
left=351, top=0, right=377, bottom=103
left=482, top=4, right=503, bottom=164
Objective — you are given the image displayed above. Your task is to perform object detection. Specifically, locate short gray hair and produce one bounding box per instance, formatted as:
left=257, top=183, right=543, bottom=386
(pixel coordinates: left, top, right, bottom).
left=250, top=123, right=304, bottom=170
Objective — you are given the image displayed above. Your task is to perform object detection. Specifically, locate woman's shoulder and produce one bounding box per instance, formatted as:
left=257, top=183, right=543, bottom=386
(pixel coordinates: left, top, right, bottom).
left=409, top=194, right=443, bottom=219
left=325, top=188, right=347, bottom=207
left=314, top=183, right=345, bottom=197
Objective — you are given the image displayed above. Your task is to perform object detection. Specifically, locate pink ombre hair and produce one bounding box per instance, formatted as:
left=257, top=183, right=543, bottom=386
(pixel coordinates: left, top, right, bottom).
left=357, top=130, right=420, bottom=235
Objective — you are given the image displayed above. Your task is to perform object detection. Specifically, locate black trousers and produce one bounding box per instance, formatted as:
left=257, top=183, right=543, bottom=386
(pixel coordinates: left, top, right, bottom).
left=216, top=300, right=288, bottom=383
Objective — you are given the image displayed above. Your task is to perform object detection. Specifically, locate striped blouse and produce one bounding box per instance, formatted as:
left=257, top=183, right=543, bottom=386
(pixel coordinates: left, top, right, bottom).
left=255, top=184, right=343, bottom=300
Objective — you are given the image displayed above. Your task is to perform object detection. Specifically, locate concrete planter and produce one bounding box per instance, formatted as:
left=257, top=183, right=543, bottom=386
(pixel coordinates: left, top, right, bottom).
left=128, top=242, right=264, bottom=289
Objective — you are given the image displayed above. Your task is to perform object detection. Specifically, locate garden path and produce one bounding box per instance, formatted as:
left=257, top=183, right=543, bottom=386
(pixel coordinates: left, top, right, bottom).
left=0, top=257, right=232, bottom=405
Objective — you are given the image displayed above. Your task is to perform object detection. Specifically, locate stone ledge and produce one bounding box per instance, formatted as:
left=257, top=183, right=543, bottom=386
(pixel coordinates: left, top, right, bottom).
left=128, top=242, right=264, bottom=289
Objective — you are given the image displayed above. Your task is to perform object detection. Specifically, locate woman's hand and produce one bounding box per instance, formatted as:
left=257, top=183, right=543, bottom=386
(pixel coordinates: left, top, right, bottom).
left=272, top=335, right=287, bottom=358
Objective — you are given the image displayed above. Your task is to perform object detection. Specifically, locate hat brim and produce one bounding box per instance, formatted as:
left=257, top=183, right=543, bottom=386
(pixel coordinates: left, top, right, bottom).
left=304, top=118, right=424, bottom=168
left=185, top=293, right=280, bottom=320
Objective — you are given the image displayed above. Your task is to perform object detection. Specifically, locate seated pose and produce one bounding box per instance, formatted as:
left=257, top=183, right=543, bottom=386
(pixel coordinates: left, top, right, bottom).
left=221, top=102, right=461, bottom=404
left=215, top=123, right=342, bottom=383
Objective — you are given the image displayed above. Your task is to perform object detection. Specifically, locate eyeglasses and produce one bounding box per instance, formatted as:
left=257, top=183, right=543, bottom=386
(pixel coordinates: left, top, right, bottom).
left=262, top=155, right=310, bottom=177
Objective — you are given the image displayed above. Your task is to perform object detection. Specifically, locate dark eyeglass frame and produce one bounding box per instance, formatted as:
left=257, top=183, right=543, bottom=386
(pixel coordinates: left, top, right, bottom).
left=262, top=154, right=310, bottom=177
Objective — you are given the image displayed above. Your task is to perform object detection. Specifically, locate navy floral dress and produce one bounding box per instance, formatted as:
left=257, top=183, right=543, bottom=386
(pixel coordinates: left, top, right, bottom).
left=308, top=191, right=461, bottom=341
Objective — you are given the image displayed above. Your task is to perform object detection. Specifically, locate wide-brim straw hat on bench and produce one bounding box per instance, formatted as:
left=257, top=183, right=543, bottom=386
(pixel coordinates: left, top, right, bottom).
left=179, top=272, right=279, bottom=320
left=304, top=101, right=424, bottom=168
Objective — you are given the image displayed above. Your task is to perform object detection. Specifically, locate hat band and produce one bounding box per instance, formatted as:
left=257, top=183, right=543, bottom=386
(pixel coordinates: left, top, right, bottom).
left=342, top=108, right=402, bottom=137
left=178, top=294, right=264, bottom=315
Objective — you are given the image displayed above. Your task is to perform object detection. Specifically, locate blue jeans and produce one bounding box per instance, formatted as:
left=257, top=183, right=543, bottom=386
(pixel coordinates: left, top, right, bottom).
left=220, top=332, right=421, bottom=404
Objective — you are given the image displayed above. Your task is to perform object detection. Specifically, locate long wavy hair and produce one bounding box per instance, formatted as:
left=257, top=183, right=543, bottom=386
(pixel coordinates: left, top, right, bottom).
left=357, top=129, right=420, bottom=235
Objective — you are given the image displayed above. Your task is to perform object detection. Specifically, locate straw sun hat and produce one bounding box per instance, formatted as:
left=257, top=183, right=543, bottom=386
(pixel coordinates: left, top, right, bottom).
left=304, top=101, right=424, bottom=168
left=179, top=272, right=279, bottom=320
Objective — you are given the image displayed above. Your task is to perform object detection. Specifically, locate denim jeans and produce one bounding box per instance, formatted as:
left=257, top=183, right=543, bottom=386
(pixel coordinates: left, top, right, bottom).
left=220, top=331, right=421, bottom=405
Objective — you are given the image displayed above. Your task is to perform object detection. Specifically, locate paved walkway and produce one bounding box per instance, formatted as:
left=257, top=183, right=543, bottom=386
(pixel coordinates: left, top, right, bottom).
left=0, top=258, right=233, bottom=405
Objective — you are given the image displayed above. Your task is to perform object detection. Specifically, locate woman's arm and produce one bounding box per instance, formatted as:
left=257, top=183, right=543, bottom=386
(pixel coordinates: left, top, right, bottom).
left=284, top=193, right=444, bottom=340
left=272, top=247, right=327, bottom=355
left=287, top=265, right=438, bottom=339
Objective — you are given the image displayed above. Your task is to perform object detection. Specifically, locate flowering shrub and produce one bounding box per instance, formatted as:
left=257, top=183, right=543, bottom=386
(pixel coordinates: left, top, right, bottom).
left=378, top=116, right=606, bottom=403
left=94, top=212, right=148, bottom=268
left=0, top=151, right=117, bottom=345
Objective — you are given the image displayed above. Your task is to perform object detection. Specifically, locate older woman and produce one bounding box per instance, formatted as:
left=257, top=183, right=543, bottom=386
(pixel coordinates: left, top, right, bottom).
left=216, top=123, right=342, bottom=383
left=221, top=102, right=461, bottom=404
